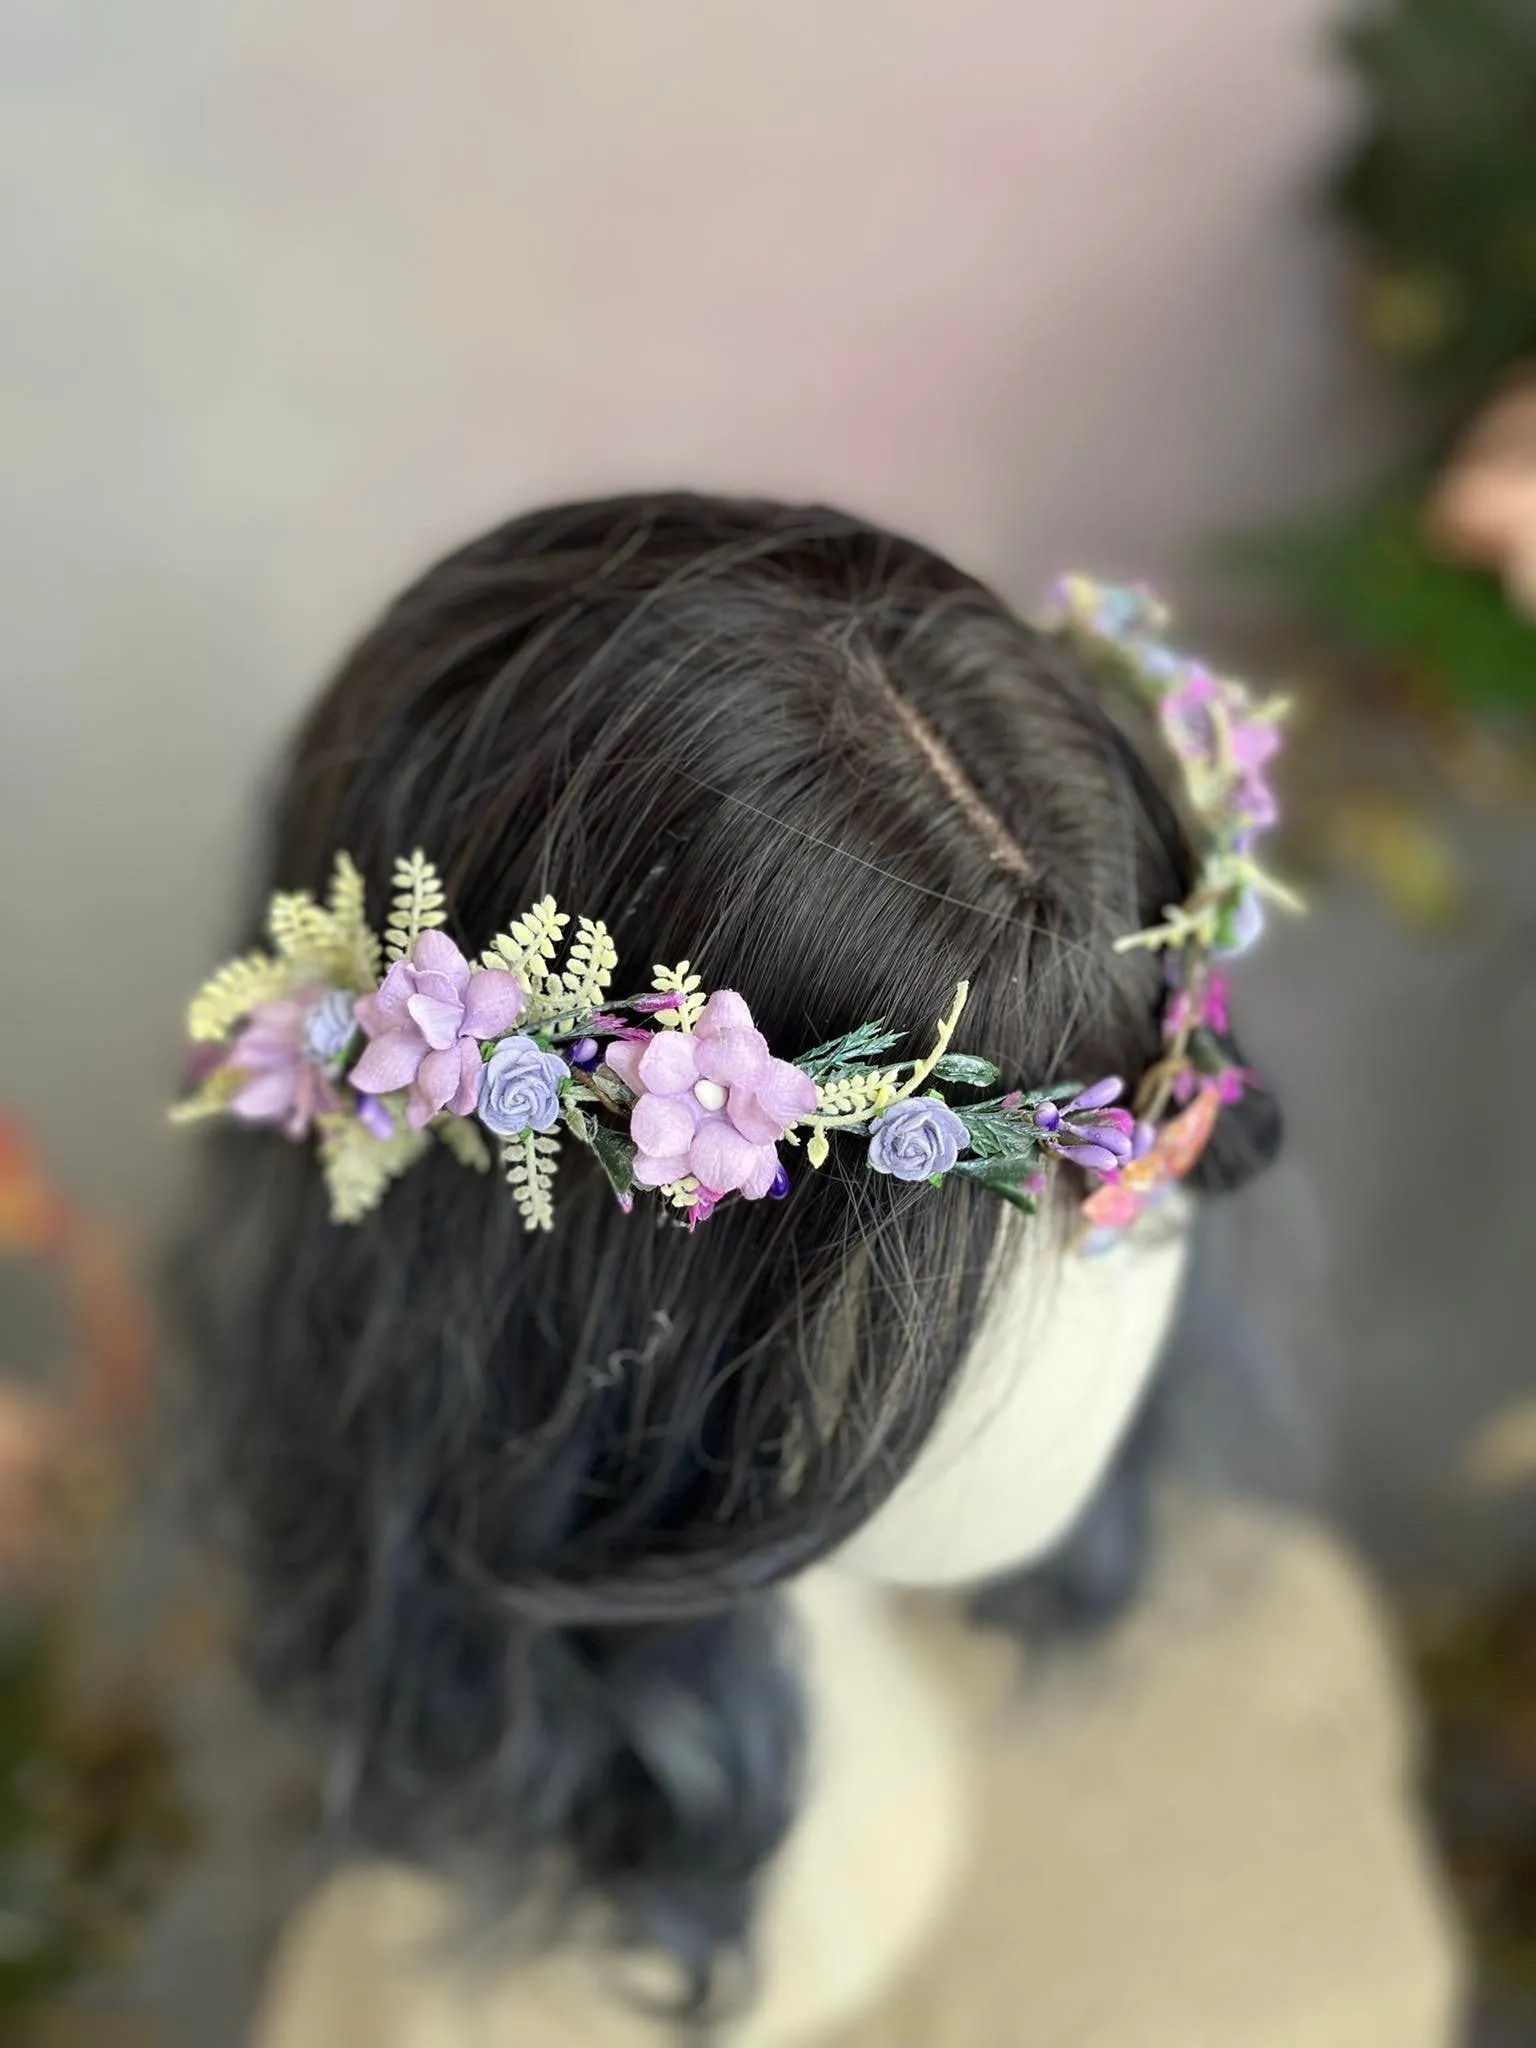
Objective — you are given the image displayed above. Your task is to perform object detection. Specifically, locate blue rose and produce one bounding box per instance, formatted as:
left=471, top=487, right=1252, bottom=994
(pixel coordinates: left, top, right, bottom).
left=867, top=1098, right=969, bottom=1181
left=302, top=989, right=359, bottom=1064
left=477, top=1035, right=569, bottom=1138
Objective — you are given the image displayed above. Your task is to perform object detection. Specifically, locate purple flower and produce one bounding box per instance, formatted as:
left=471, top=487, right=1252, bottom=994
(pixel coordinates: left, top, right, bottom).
left=350, top=929, right=525, bottom=1130
left=1035, top=1076, right=1135, bottom=1174
left=602, top=990, right=818, bottom=1201
left=867, top=1098, right=969, bottom=1181
left=478, top=1036, right=570, bottom=1139
left=227, top=993, right=341, bottom=1140
left=353, top=1091, right=396, bottom=1142
left=302, top=989, right=358, bottom=1064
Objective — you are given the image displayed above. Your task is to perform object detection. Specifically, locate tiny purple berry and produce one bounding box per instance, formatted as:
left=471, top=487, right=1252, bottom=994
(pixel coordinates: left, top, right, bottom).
left=769, top=1163, right=791, bottom=1200
left=569, top=1037, right=600, bottom=1071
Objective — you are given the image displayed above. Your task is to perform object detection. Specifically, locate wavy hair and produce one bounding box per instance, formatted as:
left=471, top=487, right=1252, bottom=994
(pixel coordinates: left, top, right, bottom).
left=174, top=495, right=1279, bottom=2027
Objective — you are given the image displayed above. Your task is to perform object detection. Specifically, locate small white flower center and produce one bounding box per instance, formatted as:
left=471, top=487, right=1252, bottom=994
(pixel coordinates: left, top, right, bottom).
left=693, top=1079, right=728, bottom=1112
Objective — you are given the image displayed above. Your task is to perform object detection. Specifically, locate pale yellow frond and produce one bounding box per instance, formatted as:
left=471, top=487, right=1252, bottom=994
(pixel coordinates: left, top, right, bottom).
left=268, top=891, right=339, bottom=975
left=561, top=916, right=618, bottom=1012
left=385, top=850, right=447, bottom=964
left=327, top=851, right=383, bottom=987
left=186, top=952, right=290, bottom=1044
left=502, top=1128, right=560, bottom=1231
left=436, top=1115, right=492, bottom=1174
left=167, top=1063, right=246, bottom=1123
left=482, top=896, right=570, bottom=993
left=318, top=1114, right=429, bottom=1224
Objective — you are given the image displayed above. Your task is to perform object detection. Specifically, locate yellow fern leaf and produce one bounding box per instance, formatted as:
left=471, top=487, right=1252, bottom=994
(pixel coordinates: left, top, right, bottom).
left=186, top=952, right=290, bottom=1043
left=167, top=1064, right=246, bottom=1123
left=435, top=1115, right=492, bottom=1174
left=327, top=851, right=383, bottom=987
left=562, top=917, right=618, bottom=1012
left=502, top=1129, right=560, bottom=1231
left=318, top=1115, right=428, bottom=1224
left=385, top=850, right=447, bottom=964
left=267, top=891, right=338, bottom=973
left=481, top=897, right=569, bottom=996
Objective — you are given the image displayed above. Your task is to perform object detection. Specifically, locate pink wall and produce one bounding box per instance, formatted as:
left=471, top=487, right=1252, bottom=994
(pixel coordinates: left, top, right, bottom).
left=1, top=0, right=1381, bottom=1214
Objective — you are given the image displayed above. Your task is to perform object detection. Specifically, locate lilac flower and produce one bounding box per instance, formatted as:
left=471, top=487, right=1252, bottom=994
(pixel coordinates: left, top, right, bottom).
left=353, top=1091, right=396, bottom=1142
left=478, top=1036, right=570, bottom=1139
left=867, top=1099, right=969, bottom=1181
left=602, top=990, right=817, bottom=1202
left=227, top=994, right=340, bottom=1141
left=1033, top=1076, right=1135, bottom=1174
left=302, top=989, right=358, bottom=1064
left=351, top=930, right=525, bottom=1130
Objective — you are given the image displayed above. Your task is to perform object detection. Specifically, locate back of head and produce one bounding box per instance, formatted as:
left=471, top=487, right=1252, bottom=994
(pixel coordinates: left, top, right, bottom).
left=176, top=493, right=1273, bottom=2014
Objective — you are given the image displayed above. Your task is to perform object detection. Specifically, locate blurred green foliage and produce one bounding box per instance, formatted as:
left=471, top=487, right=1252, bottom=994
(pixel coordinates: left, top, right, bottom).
left=1334, top=0, right=1536, bottom=391
left=0, top=1621, right=187, bottom=2027
left=1246, top=0, right=1536, bottom=728
left=1244, top=496, right=1536, bottom=711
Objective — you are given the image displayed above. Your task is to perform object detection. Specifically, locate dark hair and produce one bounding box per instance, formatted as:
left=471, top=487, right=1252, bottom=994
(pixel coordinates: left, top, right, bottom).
left=176, top=494, right=1278, bottom=2024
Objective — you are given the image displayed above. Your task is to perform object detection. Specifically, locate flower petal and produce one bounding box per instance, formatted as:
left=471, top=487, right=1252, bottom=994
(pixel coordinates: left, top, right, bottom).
left=633, top=1092, right=698, bottom=1156
left=688, top=1119, right=758, bottom=1195
left=633, top=1149, right=692, bottom=1188
left=410, top=1045, right=464, bottom=1127
left=413, top=929, right=470, bottom=989
left=350, top=1027, right=428, bottom=1095
left=602, top=1040, right=646, bottom=1092
left=368, top=961, right=418, bottom=1027
left=726, top=1086, right=782, bottom=1146
left=693, top=1028, right=769, bottom=1087
left=406, top=993, right=467, bottom=1052
left=696, top=989, right=753, bottom=1038
left=448, top=1036, right=483, bottom=1117
left=231, top=1069, right=297, bottom=1123
left=740, top=1143, right=782, bottom=1201
left=638, top=1031, right=699, bottom=1095
left=752, top=1057, right=818, bottom=1126
left=461, top=968, right=525, bottom=1039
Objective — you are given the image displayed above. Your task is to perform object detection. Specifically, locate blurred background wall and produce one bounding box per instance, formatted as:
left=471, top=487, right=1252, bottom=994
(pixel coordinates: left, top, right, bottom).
left=14, top=0, right=1532, bottom=1594
left=0, top=0, right=1374, bottom=1221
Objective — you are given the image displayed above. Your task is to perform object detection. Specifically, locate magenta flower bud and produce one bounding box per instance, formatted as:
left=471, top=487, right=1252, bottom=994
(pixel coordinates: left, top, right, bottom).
left=1033, top=1101, right=1062, bottom=1134
left=1066, top=1076, right=1123, bottom=1114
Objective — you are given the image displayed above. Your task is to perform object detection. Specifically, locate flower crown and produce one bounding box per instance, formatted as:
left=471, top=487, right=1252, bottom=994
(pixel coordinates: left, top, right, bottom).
left=173, top=580, right=1297, bottom=1239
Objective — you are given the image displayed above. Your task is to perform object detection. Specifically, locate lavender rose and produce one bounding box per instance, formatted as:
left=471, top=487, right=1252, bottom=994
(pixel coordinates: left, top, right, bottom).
left=477, top=1036, right=570, bottom=1139
left=867, top=1098, right=969, bottom=1181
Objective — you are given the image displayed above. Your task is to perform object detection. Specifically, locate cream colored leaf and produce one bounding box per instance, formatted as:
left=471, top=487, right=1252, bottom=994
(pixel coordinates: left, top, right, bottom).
left=186, top=952, right=290, bottom=1044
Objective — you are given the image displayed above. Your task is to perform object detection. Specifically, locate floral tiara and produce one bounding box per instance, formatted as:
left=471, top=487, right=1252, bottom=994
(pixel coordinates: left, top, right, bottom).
left=172, top=580, right=1297, bottom=1241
